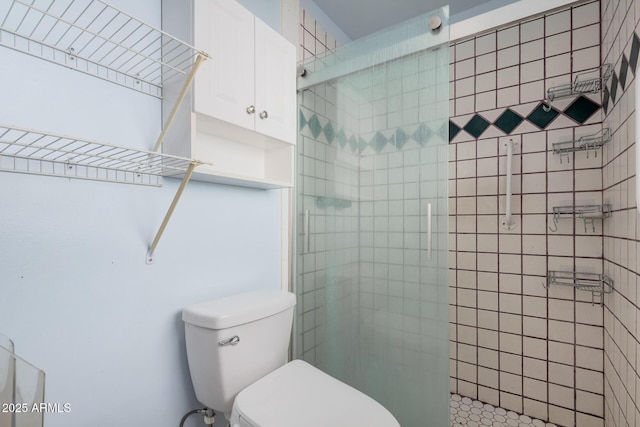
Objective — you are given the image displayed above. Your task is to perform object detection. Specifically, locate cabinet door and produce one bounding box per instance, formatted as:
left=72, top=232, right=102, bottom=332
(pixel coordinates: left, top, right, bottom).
left=194, top=0, right=255, bottom=130
left=254, top=19, right=297, bottom=144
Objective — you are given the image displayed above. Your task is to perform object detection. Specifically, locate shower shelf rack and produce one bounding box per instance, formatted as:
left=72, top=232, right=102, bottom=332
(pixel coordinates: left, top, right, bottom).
left=0, top=0, right=208, bottom=98
left=552, top=128, right=611, bottom=163
left=544, top=271, right=613, bottom=305
left=543, top=63, right=612, bottom=112
left=549, top=204, right=611, bottom=233
left=0, top=125, right=209, bottom=264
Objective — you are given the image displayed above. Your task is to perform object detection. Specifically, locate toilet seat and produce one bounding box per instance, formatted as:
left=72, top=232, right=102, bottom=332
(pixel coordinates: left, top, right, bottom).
left=230, top=359, right=400, bottom=427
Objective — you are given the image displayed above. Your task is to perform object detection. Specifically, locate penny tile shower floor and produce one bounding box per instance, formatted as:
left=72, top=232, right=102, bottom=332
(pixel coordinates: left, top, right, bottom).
left=450, top=394, right=559, bottom=427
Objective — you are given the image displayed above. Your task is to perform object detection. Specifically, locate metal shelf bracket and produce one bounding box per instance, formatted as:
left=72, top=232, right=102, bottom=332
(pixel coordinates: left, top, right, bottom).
left=146, top=160, right=201, bottom=264
left=153, top=52, right=208, bottom=152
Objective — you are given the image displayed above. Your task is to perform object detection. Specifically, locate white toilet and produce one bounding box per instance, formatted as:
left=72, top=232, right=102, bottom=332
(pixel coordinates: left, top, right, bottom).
left=182, top=289, right=400, bottom=427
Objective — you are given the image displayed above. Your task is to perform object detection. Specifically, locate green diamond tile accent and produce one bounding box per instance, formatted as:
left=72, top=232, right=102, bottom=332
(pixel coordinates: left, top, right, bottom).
left=449, top=121, right=460, bottom=141
left=620, top=54, right=629, bottom=89
left=463, top=115, right=490, bottom=139
left=564, top=96, right=600, bottom=124
left=493, top=109, right=524, bottom=134
left=307, top=115, right=322, bottom=139
left=372, top=132, right=387, bottom=153
left=610, top=72, right=619, bottom=103
left=394, top=129, right=408, bottom=150
left=349, top=135, right=358, bottom=153
left=526, top=103, right=559, bottom=129
left=299, top=110, right=307, bottom=131
left=603, top=86, right=610, bottom=114
left=359, top=137, right=368, bottom=153
left=323, top=122, right=335, bottom=143
left=631, top=32, right=640, bottom=74
left=439, top=122, right=449, bottom=141
left=337, top=129, right=348, bottom=148
left=412, top=123, right=433, bottom=146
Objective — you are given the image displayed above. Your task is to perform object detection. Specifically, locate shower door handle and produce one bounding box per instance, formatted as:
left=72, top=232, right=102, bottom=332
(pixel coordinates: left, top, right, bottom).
left=427, top=203, right=432, bottom=260
left=303, top=210, right=310, bottom=253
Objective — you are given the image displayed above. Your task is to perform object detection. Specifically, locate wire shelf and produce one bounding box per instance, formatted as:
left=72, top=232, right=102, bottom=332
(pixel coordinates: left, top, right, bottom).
left=544, top=271, right=613, bottom=305
left=0, top=0, right=207, bottom=97
left=552, top=128, right=611, bottom=163
left=0, top=125, right=202, bottom=186
left=549, top=204, right=611, bottom=233
left=543, top=64, right=611, bottom=112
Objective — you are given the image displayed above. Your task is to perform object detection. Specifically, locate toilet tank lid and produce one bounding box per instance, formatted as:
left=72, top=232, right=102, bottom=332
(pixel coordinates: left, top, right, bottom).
left=182, top=290, right=296, bottom=329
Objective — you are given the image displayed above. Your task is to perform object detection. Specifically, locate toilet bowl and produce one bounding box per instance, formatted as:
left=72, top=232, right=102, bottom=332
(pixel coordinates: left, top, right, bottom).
left=182, top=289, right=399, bottom=426
left=230, top=359, right=399, bottom=427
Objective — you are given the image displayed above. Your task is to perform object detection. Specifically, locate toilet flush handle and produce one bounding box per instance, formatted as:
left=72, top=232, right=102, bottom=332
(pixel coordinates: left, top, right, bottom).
left=218, top=335, right=240, bottom=346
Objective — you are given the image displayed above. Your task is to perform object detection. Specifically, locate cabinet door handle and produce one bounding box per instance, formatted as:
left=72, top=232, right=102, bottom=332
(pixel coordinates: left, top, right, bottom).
left=259, top=110, right=268, bottom=119
left=246, top=105, right=255, bottom=114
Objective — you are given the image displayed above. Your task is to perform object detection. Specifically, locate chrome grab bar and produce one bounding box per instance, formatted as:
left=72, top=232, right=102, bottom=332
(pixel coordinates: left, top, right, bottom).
left=501, top=139, right=518, bottom=230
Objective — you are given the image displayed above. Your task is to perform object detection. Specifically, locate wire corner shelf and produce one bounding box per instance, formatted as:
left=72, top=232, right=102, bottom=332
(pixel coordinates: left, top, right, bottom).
left=0, top=124, right=203, bottom=186
left=548, top=203, right=611, bottom=233
left=543, top=63, right=612, bottom=112
left=552, top=128, right=611, bottom=163
left=544, top=270, right=613, bottom=305
left=0, top=0, right=208, bottom=97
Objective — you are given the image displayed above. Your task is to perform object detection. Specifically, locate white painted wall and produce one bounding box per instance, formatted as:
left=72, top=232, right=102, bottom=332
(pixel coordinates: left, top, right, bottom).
left=0, top=1, right=281, bottom=426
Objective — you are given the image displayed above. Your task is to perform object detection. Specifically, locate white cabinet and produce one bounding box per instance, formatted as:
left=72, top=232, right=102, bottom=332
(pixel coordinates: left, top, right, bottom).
left=161, top=0, right=296, bottom=189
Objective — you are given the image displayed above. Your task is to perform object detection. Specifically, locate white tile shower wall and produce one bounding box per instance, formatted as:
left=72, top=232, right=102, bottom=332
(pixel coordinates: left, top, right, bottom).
left=450, top=2, right=606, bottom=426
left=299, top=8, right=338, bottom=62
left=600, top=0, right=640, bottom=426
left=297, top=9, right=358, bottom=369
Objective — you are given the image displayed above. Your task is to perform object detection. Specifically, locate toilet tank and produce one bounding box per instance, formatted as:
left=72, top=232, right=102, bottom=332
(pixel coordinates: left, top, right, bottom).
left=182, top=290, right=296, bottom=417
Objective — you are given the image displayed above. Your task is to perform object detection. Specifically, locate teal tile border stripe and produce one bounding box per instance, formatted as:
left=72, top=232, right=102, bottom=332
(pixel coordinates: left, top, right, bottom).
left=450, top=96, right=602, bottom=142
left=300, top=97, right=602, bottom=149
left=299, top=108, right=448, bottom=154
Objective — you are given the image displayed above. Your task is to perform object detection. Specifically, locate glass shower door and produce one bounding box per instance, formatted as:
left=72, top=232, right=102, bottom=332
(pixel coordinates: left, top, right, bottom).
left=295, top=8, right=450, bottom=427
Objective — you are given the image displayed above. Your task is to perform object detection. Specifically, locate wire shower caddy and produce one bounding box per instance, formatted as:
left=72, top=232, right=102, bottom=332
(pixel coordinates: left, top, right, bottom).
left=552, top=128, right=611, bottom=163
left=543, top=63, right=612, bottom=112
left=544, top=271, right=613, bottom=305
left=548, top=204, right=611, bottom=233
